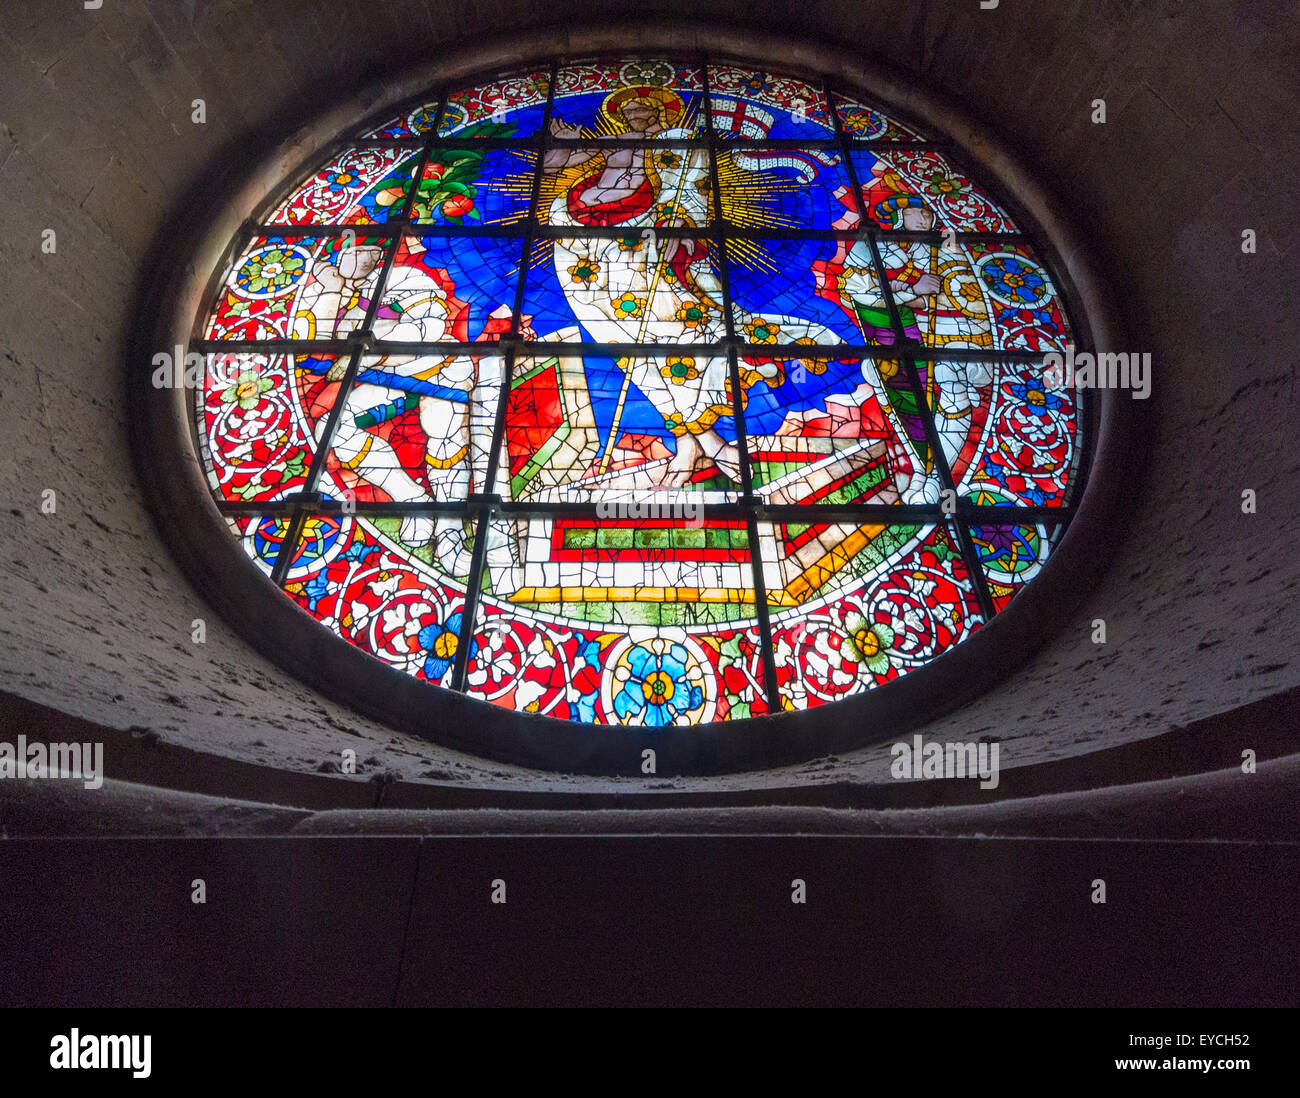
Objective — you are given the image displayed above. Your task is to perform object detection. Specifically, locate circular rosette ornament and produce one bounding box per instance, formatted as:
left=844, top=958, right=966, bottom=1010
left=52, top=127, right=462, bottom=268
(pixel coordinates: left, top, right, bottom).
left=604, top=634, right=715, bottom=727
left=406, top=103, right=439, bottom=135
left=839, top=105, right=887, bottom=139
left=440, top=101, right=469, bottom=133
left=968, top=522, right=1047, bottom=587
left=246, top=512, right=349, bottom=582
left=465, top=616, right=578, bottom=717
left=232, top=243, right=312, bottom=299
left=619, top=59, right=676, bottom=88
left=974, top=252, right=1052, bottom=310
left=866, top=563, right=972, bottom=669
left=770, top=615, right=865, bottom=708
left=843, top=615, right=897, bottom=679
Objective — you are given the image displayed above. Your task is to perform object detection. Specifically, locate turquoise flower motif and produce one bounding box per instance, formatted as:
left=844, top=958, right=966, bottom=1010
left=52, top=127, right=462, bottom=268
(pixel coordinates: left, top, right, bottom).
left=614, top=642, right=704, bottom=727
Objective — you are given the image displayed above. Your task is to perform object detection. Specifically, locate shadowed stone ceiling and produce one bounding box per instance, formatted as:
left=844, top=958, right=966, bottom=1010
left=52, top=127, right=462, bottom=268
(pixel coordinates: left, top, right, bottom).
left=0, top=0, right=1294, bottom=791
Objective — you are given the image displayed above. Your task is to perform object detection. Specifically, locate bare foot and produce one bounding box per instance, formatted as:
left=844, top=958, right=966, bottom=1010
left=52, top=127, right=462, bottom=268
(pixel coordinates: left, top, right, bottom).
left=661, top=431, right=742, bottom=487
left=696, top=429, right=743, bottom=484
left=662, top=433, right=704, bottom=487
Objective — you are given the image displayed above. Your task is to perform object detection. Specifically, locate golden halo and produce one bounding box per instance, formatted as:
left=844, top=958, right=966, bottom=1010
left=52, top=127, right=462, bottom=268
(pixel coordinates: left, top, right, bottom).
left=600, top=85, right=686, bottom=131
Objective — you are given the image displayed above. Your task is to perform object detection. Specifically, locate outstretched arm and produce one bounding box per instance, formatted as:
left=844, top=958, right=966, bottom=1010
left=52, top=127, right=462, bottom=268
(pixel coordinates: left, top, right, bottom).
left=542, top=117, right=598, bottom=173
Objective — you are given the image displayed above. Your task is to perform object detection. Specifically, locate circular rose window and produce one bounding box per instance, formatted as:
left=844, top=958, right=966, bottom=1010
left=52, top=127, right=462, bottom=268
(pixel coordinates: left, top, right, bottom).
left=154, top=46, right=1098, bottom=768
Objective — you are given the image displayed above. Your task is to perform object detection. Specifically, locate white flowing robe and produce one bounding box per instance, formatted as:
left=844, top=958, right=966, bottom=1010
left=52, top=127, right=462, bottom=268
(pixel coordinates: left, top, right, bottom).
left=548, top=133, right=753, bottom=440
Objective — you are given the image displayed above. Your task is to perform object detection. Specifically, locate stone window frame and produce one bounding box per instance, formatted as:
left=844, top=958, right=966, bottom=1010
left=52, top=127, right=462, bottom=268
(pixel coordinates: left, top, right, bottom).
left=132, top=23, right=1133, bottom=775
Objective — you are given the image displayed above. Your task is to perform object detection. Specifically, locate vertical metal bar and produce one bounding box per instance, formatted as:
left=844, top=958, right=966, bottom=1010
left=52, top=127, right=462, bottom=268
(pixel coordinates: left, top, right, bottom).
left=270, top=341, right=365, bottom=589
left=301, top=343, right=365, bottom=497
left=449, top=501, right=495, bottom=692
left=860, top=230, right=998, bottom=622
left=451, top=61, right=559, bottom=693
left=837, top=83, right=999, bottom=624
left=703, top=58, right=781, bottom=714
left=269, top=92, right=446, bottom=594
left=828, top=76, right=870, bottom=228
left=268, top=508, right=309, bottom=589
left=487, top=60, right=557, bottom=492
left=388, top=82, right=446, bottom=231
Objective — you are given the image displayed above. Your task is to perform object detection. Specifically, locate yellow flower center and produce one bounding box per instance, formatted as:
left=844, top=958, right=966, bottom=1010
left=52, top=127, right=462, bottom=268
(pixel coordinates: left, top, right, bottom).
left=642, top=670, right=675, bottom=704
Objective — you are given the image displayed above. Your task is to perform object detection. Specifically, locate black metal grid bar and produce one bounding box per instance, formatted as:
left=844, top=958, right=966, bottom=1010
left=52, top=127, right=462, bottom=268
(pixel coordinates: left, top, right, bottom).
left=266, top=509, right=309, bottom=588
left=197, top=55, right=1090, bottom=720
left=195, top=338, right=1052, bottom=367
left=216, top=498, right=1075, bottom=523
left=451, top=61, right=559, bottom=692
left=860, top=227, right=1000, bottom=622
left=269, top=343, right=362, bottom=589
left=704, top=57, right=782, bottom=714
left=265, top=96, right=446, bottom=591
left=832, top=82, right=999, bottom=623
left=250, top=223, right=1031, bottom=246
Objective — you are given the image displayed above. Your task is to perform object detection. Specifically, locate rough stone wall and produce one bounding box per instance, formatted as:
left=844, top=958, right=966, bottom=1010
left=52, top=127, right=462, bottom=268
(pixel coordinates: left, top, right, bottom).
left=0, top=0, right=1295, bottom=790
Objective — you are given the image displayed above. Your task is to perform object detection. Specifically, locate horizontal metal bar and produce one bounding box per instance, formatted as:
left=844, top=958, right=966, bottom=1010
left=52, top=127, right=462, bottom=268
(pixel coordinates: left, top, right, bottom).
left=215, top=497, right=1074, bottom=523
left=546, top=136, right=713, bottom=148
left=194, top=338, right=1054, bottom=363
left=756, top=503, right=1073, bottom=524
left=312, top=134, right=948, bottom=152
left=194, top=340, right=361, bottom=356
left=247, top=221, right=1028, bottom=244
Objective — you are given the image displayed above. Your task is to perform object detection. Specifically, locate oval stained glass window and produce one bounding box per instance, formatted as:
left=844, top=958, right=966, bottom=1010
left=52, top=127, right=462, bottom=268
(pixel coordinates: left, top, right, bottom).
left=192, top=55, right=1086, bottom=728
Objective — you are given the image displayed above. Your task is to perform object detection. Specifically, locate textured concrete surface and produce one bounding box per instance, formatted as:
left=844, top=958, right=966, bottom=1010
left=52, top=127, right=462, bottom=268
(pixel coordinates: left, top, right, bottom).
left=0, top=0, right=1296, bottom=790
left=5, top=754, right=1300, bottom=838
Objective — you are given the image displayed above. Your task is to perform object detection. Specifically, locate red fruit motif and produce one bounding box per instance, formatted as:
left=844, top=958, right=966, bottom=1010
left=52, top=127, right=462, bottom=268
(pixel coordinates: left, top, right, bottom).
left=441, top=194, right=475, bottom=218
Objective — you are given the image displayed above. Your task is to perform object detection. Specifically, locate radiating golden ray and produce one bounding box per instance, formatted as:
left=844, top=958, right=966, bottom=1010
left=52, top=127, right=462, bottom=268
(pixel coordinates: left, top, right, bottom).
left=726, top=238, right=779, bottom=275
left=680, top=96, right=701, bottom=133
left=536, top=157, right=597, bottom=219
left=727, top=210, right=800, bottom=230
left=501, top=240, right=554, bottom=284
left=716, top=151, right=802, bottom=230
left=478, top=164, right=538, bottom=226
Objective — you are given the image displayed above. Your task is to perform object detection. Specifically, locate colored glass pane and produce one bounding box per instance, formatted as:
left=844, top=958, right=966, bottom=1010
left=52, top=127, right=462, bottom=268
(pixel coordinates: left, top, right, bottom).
left=193, top=56, right=1084, bottom=729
